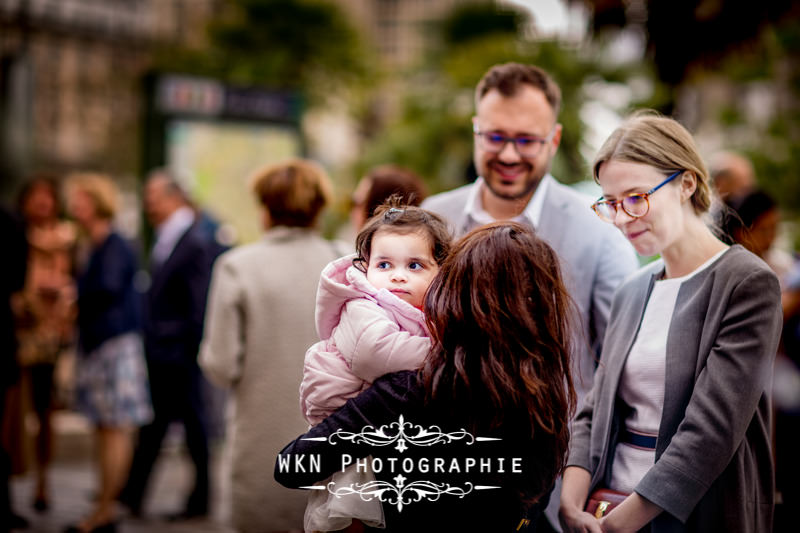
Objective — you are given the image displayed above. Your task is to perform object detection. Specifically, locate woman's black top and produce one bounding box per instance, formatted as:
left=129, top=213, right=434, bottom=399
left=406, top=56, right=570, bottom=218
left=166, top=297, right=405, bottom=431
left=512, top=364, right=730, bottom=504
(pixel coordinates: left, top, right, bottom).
left=275, top=370, right=550, bottom=532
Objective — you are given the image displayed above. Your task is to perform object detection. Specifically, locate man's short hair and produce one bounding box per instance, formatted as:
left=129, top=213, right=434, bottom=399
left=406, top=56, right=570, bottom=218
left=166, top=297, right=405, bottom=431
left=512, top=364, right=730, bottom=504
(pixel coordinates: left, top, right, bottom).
left=475, top=62, right=561, bottom=117
left=147, top=168, right=189, bottom=201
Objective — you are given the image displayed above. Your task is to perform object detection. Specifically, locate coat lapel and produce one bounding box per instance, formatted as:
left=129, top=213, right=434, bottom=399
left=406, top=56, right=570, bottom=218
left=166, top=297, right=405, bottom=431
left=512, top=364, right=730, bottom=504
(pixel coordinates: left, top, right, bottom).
left=603, top=269, right=658, bottom=406
left=590, top=267, right=658, bottom=487
left=658, top=267, right=715, bottom=456
left=149, top=224, right=194, bottom=298
left=535, top=180, right=569, bottom=249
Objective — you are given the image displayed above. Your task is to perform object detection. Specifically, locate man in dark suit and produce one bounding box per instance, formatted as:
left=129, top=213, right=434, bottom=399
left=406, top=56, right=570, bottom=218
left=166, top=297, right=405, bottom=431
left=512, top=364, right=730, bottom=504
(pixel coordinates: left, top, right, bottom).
left=1, top=205, right=28, bottom=532
left=120, top=170, right=213, bottom=519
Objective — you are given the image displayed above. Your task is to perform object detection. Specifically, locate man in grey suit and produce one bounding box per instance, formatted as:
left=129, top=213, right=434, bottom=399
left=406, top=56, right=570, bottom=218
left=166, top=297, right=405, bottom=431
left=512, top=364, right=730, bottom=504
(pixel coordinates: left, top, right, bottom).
left=421, top=62, right=638, bottom=532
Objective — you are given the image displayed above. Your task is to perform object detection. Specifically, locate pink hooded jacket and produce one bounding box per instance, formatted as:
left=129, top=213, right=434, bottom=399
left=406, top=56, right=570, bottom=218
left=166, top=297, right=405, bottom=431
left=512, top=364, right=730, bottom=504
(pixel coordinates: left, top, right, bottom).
left=300, top=255, right=431, bottom=425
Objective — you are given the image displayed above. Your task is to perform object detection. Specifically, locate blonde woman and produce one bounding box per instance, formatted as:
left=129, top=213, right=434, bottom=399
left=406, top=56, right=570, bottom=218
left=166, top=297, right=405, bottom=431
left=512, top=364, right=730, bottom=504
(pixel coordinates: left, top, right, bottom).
left=65, top=174, right=152, bottom=533
left=559, top=113, right=782, bottom=533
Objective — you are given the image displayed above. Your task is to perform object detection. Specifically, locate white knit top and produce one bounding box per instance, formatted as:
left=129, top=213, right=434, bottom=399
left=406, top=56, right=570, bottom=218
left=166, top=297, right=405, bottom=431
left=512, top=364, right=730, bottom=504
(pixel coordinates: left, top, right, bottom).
left=609, top=249, right=727, bottom=493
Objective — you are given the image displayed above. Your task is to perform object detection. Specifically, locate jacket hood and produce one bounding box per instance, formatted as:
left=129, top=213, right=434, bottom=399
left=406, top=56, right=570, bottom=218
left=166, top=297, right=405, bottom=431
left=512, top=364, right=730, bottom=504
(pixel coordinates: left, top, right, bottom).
left=315, top=254, right=426, bottom=339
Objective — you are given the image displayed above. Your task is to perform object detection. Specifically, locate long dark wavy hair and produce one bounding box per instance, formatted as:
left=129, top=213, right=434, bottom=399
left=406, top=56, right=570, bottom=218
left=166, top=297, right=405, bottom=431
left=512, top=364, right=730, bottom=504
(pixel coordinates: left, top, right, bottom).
left=421, top=222, right=576, bottom=497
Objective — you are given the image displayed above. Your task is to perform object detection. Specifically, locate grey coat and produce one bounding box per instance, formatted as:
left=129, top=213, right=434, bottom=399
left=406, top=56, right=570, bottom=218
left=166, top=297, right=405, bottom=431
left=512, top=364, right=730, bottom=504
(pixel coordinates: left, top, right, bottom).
left=422, top=175, right=638, bottom=404
left=568, top=245, right=782, bottom=532
left=199, top=227, right=344, bottom=533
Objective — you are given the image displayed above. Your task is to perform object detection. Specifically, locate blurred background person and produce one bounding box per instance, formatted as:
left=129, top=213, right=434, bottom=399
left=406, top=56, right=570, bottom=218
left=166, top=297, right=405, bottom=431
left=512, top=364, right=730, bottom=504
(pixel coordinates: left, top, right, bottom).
left=64, top=173, right=152, bottom=533
left=1, top=205, right=29, bottom=532
left=722, top=187, right=799, bottom=532
left=708, top=151, right=756, bottom=202
left=722, top=188, right=793, bottom=281
left=163, top=168, right=235, bottom=260
left=142, top=168, right=231, bottom=449
left=12, top=175, right=76, bottom=514
left=119, top=170, right=214, bottom=521
left=349, top=164, right=428, bottom=231
left=778, top=260, right=800, bottom=532
left=200, top=158, right=345, bottom=533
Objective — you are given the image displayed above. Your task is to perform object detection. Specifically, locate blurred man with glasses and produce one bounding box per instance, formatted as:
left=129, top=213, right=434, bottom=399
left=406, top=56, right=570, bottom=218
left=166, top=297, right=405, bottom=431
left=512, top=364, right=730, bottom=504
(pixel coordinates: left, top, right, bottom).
left=422, top=62, right=638, bottom=532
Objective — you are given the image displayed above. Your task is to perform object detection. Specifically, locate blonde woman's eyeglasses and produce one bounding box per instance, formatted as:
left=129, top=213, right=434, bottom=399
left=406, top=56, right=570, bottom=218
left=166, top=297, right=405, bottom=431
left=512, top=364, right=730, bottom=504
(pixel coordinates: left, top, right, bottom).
left=591, top=170, right=683, bottom=223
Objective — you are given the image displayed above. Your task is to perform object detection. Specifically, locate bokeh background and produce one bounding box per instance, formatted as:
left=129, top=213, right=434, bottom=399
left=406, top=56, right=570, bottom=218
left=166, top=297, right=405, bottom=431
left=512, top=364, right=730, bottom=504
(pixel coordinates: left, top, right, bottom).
left=1, top=0, right=799, bottom=245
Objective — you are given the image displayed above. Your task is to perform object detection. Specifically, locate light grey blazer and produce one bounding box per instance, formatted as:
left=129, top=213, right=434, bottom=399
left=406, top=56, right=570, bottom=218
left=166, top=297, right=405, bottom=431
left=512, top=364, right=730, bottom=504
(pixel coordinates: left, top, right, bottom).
left=199, top=227, right=345, bottom=533
left=568, top=245, right=782, bottom=532
left=422, top=175, right=639, bottom=404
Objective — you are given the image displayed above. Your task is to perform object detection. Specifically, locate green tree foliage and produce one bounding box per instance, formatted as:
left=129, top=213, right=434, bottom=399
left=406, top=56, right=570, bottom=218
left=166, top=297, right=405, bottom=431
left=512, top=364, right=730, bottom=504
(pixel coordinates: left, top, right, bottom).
left=582, top=0, right=800, bottom=225
left=154, top=0, right=370, bottom=104
left=440, top=2, right=523, bottom=45
left=356, top=1, right=604, bottom=193
left=740, top=22, right=800, bottom=228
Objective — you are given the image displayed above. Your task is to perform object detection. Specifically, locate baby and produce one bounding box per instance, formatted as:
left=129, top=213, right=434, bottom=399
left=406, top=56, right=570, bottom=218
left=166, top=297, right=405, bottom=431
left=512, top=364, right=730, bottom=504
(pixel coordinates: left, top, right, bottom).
left=300, top=204, right=451, bottom=531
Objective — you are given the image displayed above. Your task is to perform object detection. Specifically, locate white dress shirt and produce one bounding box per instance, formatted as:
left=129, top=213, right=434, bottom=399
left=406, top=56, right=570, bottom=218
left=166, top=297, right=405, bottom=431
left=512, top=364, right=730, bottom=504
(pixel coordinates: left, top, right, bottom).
left=609, top=248, right=727, bottom=494
left=151, top=206, right=195, bottom=267
left=463, top=174, right=551, bottom=228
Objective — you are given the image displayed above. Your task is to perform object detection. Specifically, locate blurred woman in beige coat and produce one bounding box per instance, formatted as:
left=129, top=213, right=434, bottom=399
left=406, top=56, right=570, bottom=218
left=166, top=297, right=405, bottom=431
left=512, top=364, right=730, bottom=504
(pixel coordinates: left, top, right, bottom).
left=200, top=159, right=345, bottom=532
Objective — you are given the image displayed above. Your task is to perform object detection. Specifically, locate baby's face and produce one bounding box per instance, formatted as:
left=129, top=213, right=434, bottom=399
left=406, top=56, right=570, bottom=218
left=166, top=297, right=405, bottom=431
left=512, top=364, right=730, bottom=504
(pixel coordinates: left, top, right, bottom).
left=366, top=230, right=439, bottom=309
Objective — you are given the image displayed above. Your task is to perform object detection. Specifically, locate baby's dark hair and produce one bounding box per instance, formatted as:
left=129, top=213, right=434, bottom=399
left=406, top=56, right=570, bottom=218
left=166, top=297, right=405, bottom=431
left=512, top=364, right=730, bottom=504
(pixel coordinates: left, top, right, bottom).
left=353, top=198, right=452, bottom=273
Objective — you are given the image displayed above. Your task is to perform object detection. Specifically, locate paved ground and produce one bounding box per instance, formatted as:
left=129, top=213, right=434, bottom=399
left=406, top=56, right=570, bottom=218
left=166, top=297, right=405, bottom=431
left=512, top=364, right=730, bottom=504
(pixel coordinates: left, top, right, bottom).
left=9, top=411, right=233, bottom=533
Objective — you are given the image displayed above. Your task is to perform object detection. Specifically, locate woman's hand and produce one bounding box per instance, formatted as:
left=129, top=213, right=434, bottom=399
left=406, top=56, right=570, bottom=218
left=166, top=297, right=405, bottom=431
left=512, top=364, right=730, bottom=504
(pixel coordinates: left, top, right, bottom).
left=560, top=505, right=603, bottom=533
left=560, top=467, right=603, bottom=533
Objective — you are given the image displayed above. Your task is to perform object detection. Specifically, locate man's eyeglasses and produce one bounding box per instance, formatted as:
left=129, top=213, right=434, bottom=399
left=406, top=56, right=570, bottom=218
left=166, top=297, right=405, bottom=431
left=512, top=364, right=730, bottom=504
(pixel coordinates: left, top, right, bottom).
left=591, top=170, right=683, bottom=223
left=473, top=124, right=556, bottom=158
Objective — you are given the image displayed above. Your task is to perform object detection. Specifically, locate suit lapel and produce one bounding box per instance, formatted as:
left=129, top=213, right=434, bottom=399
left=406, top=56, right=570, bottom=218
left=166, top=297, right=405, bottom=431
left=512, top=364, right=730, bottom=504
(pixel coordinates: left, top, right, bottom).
left=149, top=224, right=194, bottom=298
left=535, top=180, right=567, bottom=242
left=536, top=182, right=583, bottom=309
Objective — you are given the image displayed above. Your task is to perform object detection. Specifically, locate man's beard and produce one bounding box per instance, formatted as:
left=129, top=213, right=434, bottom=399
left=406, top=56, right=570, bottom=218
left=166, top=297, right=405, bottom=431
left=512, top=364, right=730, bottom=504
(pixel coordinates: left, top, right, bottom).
left=483, top=160, right=544, bottom=201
